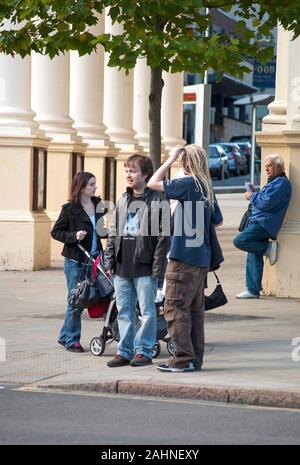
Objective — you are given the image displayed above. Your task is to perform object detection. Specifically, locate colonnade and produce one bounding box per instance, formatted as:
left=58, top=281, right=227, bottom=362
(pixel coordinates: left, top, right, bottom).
left=0, top=15, right=184, bottom=269
left=2, top=17, right=298, bottom=298
left=257, top=25, right=300, bottom=297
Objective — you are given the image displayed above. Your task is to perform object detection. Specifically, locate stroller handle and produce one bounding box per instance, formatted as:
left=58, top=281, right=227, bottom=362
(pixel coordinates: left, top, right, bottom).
left=77, top=243, right=113, bottom=286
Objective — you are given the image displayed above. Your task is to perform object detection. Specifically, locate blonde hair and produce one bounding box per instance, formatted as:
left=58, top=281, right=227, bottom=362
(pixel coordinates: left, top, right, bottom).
left=181, top=144, right=214, bottom=207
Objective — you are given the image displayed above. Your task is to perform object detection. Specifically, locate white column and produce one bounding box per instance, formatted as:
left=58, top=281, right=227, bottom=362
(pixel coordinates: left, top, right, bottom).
left=103, top=16, right=141, bottom=152
left=133, top=59, right=151, bottom=152
left=70, top=48, right=108, bottom=143
left=103, top=15, right=142, bottom=198
left=133, top=59, right=166, bottom=158
left=161, top=71, right=185, bottom=152
left=70, top=14, right=113, bottom=148
left=0, top=54, right=39, bottom=135
left=286, top=34, right=300, bottom=129
left=31, top=52, right=87, bottom=261
left=31, top=53, right=80, bottom=142
left=0, top=50, right=51, bottom=270
left=263, top=25, right=290, bottom=129
left=256, top=28, right=300, bottom=297
left=161, top=72, right=185, bottom=176
left=70, top=14, right=118, bottom=199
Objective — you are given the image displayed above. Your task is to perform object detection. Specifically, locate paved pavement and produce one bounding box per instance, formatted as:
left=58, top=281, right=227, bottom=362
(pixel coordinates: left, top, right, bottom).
left=0, top=194, right=300, bottom=409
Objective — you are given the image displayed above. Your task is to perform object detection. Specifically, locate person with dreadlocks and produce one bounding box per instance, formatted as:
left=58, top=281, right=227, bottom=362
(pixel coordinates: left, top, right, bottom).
left=148, top=144, right=223, bottom=372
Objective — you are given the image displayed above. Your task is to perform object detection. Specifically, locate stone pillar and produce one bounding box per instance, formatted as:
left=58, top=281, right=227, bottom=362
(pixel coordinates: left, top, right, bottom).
left=70, top=13, right=118, bottom=201
left=103, top=16, right=142, bottom=198
left=256, top=30, right=300, bottom=297
left=133, top=59, right=151, bottom=153
left=31, top=52, right=87, bottom=261
left=262, top=25, right=290, bottom=130
left=0, top=53, right=51, bottom=270
left=133, top=59, right=166, bottom=162
left=161, top=71, right=185, bottom=178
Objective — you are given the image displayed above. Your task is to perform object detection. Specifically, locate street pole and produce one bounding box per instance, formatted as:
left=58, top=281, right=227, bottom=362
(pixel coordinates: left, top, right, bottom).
left=250, top=103, right=256, bottom=185
left=204, top=9, right=209, bottom=86
left=202, top=7, right=210, bottom=153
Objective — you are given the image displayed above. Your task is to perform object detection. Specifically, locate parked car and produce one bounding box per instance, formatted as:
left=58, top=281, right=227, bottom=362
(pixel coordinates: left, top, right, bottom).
left=218, top=143, right=248, bottom=176
left=230, top=135, right=261, bottom=158
left=230, top=135, right=251, bottom=143
left=208, top=144, right=229, bottom=180
left=235, top=142, right=252, bottom=171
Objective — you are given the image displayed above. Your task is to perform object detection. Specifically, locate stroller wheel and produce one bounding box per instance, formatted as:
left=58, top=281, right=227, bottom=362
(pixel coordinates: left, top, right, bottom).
left=167, top=339, right=176, bottom=356
left=90, top=336, right=105, bottom=356
left=152, top=342, right=161, bottom=359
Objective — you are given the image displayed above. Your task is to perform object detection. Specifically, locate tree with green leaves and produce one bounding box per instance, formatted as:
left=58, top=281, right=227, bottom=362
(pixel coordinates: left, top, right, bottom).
left=1, top=0, right=300, bottom=169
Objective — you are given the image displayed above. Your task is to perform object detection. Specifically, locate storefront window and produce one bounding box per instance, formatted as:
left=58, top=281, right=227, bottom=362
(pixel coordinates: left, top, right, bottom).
left=32, top=148, right=47, bottom=211
left=105, top=157, right=116, bottom=204
left=71, top=152, right=84, bottom=179
left=183, top=104, right=196, bottom=145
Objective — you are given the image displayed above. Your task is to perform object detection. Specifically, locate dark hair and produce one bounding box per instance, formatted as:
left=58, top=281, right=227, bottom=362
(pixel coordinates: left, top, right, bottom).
left=124, top=154, right=153, bottom=182
left=70, top=172, right=95, bottom=203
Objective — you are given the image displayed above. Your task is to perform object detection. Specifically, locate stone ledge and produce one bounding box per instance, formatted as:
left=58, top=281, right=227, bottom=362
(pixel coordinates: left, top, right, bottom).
left=36, top=381, right=300, bottom=410
left=117, top=381, right=229, bottom=403
left=228, top=387, right=300, bottom=409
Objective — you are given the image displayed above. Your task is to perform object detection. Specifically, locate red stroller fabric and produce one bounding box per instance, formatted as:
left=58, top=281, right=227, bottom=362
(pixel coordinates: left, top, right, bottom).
left=88, top=301, right=110, bottom=318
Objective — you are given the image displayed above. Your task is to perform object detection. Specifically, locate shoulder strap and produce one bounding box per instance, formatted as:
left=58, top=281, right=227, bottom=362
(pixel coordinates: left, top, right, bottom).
left=213, top=271, right=220, bottom=284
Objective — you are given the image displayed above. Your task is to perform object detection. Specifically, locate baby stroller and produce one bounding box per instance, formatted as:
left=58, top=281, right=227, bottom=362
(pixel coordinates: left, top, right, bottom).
left=77, top=244, right=173, bottom=358
left=89, top=291, right=175, bottom=358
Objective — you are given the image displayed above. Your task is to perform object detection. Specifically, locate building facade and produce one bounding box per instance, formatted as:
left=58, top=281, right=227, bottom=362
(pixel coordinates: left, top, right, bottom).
left=0, top=15, right=184, bottom=270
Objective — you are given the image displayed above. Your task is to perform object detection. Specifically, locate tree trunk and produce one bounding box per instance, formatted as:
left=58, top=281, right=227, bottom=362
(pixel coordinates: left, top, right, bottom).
left=149, top=67, right=163, bottom=171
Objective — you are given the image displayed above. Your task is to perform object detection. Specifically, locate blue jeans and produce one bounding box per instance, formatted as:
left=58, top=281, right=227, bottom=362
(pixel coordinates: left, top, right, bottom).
left=114, top=275, right=158, bottom=360
left=233, top=223, right=270, bottom=295
left=59, top=258, right=85, bottom=348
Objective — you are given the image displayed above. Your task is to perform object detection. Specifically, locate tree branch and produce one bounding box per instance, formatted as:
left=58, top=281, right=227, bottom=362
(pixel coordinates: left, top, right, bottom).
left=202, top=0, right=240, bottom=8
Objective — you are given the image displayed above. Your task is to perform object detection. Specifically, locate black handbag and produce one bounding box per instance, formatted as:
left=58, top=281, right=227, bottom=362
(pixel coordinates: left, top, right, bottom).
left=205, top=271, right=228, bottom=311
left=68, top=266, right=100, bottom=309
left=93, top=255, right=114, bottom=299
left=238, top=204, right=252, bottom=232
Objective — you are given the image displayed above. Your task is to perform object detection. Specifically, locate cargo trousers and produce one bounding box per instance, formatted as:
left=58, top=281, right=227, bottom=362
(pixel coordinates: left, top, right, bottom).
left=164, top=259, right=209, bottom=370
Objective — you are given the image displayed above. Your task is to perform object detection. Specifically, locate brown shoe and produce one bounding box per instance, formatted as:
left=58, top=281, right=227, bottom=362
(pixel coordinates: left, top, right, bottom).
left=130, top=353, right=152, bottom=367
left=107, top=354, right=130, bottom=368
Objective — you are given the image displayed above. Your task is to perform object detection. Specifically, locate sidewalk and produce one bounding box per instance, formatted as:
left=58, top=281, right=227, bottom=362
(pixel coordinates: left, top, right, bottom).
left=0, top=194, right=300, bottom=409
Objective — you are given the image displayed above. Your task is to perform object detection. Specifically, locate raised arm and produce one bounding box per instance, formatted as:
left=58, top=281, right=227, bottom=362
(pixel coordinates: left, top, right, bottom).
left=148, top=145, right=184, bottom=192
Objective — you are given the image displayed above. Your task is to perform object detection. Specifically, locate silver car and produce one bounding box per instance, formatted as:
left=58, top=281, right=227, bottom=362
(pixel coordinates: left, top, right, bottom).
left=208, top=144, right=229, bottom=180
left=218, top=143, right=248, bottom=176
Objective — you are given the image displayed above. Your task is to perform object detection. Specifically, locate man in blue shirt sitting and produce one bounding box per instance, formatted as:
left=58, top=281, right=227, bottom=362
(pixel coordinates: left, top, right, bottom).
left=233, top=154, right=292, bottom=299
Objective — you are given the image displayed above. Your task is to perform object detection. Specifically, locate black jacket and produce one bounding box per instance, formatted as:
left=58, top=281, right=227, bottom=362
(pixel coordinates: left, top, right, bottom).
left=104, top=187, right=170, bottom=279
left=51, top=196, right=107, bottom=263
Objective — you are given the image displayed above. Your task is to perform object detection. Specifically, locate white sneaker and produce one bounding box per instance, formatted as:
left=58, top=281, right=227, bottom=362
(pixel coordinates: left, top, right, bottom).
left=156, top=361, right=196, bottom=373
left=265, top=241, right=278, bottom=266
left=236, top=289, right=260, bottom=299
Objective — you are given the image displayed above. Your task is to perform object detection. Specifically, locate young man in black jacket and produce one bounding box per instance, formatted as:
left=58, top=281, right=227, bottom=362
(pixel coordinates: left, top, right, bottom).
left=105, top=155, right=170, bottom=367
